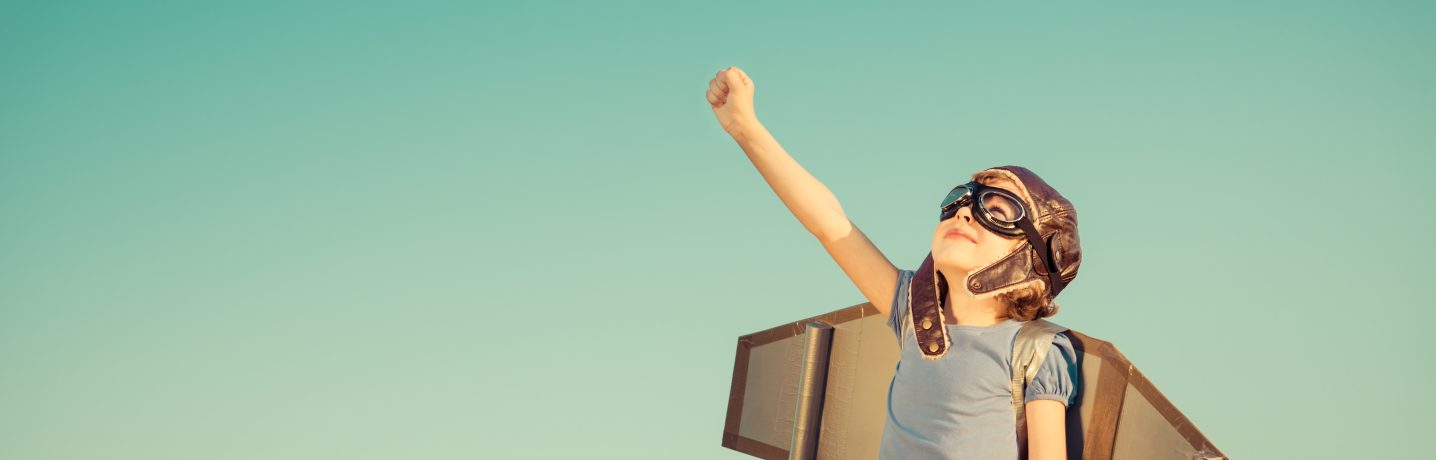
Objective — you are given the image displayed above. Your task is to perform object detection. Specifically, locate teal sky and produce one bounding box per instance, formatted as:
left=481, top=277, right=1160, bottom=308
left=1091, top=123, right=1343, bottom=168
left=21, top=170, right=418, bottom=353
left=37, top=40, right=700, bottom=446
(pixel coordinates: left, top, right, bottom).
left=3, top=1, right=1433, bottom=458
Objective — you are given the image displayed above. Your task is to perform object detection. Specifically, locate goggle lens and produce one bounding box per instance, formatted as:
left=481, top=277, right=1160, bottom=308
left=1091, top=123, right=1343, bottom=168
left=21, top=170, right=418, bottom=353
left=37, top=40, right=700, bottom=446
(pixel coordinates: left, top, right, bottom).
left=939, top=185, right=971, bottom=220
left=979, top=192, right=1023, bottom=224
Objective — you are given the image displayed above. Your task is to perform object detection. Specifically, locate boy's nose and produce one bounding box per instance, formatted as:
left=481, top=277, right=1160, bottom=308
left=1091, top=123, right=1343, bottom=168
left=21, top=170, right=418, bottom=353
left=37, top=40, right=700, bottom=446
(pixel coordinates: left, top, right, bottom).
left=954, top=206, right=974, bottom=220
left=942, top=209, right=973, bottom=229
left=940, top=203, right=975, bottom=223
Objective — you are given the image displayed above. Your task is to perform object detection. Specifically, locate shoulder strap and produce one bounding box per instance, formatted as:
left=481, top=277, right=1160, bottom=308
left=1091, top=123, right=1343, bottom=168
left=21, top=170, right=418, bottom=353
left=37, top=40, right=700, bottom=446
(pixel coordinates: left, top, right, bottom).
left=1010, top=318, right=1069, bottom=459
left=899, top=306, right=912, bottom=353
left=898, top=271, right=915, bottom=354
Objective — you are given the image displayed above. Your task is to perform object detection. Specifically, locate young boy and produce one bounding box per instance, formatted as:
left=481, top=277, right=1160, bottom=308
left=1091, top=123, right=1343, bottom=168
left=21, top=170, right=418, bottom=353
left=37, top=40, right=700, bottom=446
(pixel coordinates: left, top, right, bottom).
left=707, top=66, right=1080, bottom=460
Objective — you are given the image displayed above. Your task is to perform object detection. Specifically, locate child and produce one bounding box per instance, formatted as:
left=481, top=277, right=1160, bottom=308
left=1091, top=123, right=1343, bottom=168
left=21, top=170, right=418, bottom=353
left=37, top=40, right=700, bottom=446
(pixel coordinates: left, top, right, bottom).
left=706, top=66, right=1081, bottom=460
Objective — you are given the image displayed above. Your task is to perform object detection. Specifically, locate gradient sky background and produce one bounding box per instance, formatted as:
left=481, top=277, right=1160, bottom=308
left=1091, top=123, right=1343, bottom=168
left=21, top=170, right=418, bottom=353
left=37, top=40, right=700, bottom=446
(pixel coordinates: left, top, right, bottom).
left=3, top=1, right=1433, bottom=458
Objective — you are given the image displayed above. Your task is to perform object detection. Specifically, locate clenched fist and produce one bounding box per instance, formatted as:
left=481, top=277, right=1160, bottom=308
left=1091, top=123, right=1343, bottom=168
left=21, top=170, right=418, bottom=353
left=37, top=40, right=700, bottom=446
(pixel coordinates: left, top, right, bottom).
left=706, top=66, right=758, bottom=136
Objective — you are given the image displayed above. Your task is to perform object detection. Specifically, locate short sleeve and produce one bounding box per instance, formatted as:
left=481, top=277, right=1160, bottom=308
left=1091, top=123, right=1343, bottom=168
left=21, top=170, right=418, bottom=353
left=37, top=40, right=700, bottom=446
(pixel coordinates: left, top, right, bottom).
left=1024, top=332, right=1078, bottom=407
left=885, top=269, right=916, bottom=340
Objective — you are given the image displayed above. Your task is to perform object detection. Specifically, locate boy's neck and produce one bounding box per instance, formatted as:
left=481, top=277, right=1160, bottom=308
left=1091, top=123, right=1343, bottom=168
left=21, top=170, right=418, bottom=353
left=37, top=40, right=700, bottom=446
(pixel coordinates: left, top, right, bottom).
left=944, top=287, right=1010, bottom=326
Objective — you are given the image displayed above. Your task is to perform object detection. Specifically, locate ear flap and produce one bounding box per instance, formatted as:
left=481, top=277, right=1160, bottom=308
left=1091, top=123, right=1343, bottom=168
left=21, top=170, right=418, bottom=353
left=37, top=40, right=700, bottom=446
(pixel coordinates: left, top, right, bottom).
left=910, top=253, right=951, bottom=360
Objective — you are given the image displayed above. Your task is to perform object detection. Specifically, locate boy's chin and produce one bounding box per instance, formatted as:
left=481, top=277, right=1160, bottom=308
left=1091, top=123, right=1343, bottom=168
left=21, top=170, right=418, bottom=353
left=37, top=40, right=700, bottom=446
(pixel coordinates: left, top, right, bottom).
left=931, top=254, right=977, bottom=277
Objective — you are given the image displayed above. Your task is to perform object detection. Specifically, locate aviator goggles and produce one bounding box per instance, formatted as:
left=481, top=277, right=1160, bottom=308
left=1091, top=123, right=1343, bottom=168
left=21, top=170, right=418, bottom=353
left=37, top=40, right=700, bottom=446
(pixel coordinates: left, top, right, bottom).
left=939, top=181, right=1029, bottom=237
left=939, top=180, right=1067, bottom=298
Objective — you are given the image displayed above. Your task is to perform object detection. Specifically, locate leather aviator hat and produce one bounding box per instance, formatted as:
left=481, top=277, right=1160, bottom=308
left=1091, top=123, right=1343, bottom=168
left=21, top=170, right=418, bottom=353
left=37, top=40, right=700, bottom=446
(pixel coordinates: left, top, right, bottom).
left=908, top=165, right=1082, bottom=360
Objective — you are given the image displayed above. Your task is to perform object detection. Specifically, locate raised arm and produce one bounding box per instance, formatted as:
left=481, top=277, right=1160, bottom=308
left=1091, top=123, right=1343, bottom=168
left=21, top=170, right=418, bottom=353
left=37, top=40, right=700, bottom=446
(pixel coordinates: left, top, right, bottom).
left=706, top=67, right=900, bottom=316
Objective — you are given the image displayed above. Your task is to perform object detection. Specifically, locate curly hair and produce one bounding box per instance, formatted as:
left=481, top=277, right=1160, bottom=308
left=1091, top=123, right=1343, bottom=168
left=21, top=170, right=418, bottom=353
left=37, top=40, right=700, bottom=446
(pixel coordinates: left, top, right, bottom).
left=996, top=280, right=1059, bottom=321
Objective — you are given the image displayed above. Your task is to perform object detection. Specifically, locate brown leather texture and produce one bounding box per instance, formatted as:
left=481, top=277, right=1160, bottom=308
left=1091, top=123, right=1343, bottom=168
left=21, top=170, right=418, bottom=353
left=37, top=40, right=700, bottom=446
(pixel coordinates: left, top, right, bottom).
left=909, top=255, right=950, bottom=358
left=967, top=165, right=1082, bottom=299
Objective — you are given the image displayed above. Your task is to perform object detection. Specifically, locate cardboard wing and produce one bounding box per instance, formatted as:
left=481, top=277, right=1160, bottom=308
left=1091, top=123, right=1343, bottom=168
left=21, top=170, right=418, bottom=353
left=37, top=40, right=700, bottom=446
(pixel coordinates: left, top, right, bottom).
left=721, top=303, right=1226, bottom=460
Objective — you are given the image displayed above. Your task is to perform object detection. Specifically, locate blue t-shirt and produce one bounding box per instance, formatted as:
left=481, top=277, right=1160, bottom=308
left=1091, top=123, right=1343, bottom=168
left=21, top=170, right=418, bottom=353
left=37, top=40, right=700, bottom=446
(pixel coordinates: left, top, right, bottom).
left=879, top=269, right=1078, bottom=460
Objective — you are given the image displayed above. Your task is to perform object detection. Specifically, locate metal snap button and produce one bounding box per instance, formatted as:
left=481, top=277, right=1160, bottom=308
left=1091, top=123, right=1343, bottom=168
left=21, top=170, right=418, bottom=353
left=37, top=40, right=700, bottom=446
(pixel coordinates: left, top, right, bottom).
left=927, top=343, right=939, bottom=353
left=921, top=318, right=933, bottom=330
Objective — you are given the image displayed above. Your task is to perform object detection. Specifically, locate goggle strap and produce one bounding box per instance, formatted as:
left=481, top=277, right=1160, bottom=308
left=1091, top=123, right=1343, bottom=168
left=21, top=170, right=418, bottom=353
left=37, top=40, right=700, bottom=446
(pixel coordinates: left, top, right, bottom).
left=1016, top=217, right=1064, bottom=303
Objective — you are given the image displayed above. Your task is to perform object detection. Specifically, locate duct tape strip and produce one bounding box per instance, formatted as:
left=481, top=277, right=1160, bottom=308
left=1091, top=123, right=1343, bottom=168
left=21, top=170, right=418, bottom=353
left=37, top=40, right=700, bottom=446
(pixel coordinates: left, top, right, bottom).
left=788, top=322, right=834, bottom=460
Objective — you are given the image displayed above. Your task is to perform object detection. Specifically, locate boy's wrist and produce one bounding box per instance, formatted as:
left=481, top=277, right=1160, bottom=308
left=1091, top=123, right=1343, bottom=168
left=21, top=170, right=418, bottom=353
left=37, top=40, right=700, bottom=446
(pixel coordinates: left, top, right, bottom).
left=726, top=117, right=764, bottom=141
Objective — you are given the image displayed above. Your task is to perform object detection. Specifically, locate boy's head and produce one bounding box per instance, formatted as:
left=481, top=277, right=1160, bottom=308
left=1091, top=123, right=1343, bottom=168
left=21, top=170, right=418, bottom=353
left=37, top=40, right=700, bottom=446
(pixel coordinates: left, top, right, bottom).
left=929, top=165, right=1082, bottom=317
left=909, top=165, right=1081, bottom=358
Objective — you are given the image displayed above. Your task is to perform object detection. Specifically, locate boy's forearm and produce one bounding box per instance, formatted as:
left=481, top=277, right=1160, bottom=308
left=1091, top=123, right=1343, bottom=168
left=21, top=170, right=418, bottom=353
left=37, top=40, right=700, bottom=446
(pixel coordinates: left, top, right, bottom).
left=729, top=120, right=850, bottom=240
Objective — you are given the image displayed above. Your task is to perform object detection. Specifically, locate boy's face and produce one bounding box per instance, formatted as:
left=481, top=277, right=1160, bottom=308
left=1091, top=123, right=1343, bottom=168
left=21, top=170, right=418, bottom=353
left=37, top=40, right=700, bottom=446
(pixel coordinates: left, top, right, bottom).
left=930, top=176, right=1029, bottom=279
